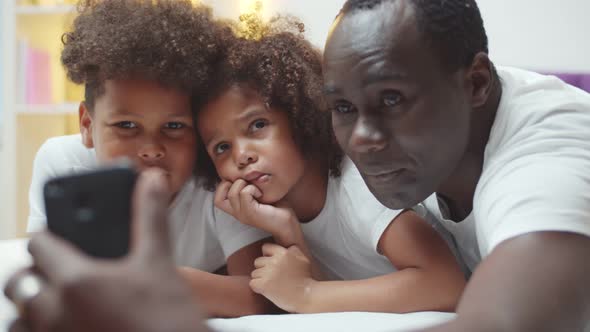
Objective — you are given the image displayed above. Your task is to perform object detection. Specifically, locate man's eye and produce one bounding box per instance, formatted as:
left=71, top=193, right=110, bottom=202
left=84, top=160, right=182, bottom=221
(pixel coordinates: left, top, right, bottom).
left=250, top=119, right=268, bottom=132
left=115, top=121, right=137, bottom=129
left=165, top=122, right=185, bottom=130
left=333, top=102, right=355, bottom=114
left=214, top=143, right=230, bottom=155
left=382, top=91, right=402, bottom=107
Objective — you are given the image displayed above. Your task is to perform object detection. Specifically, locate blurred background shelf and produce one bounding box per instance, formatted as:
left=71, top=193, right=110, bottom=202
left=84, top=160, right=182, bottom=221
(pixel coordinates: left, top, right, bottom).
left=16, top=103, right=78, bottom=114
left=16, top=4, right=75, bottom=15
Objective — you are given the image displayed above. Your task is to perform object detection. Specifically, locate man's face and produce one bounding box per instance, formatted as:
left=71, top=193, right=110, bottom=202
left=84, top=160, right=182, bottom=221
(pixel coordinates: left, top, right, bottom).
left=323, top=1, right=472, bottom=209
left=80, top=79, right=196, bottom=197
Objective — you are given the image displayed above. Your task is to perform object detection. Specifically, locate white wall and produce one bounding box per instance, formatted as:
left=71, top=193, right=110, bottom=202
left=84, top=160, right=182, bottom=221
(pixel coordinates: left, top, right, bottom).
left=205, top=0, right=590, bottom=72
left=479, top=0, right=590, bottom=72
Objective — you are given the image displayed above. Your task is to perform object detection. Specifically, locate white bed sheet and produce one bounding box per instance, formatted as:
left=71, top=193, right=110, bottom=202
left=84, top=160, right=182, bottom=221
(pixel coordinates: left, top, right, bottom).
left=0, top=238, right=454, bottom=332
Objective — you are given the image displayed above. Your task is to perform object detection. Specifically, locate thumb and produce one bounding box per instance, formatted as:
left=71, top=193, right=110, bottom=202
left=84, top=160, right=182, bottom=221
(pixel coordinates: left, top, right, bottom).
left=131, top=168, right=173, bottom=261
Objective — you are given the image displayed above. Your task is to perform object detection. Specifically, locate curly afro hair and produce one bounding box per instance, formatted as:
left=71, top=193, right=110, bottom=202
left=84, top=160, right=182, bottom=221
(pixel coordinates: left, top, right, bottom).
left=194, top=16, right=343, bottom=190
left=61, top=0, right=231, bottom=110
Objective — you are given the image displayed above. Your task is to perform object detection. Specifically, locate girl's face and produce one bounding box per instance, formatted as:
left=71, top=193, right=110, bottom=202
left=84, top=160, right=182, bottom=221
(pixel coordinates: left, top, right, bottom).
left=80, top=79, right=196, bottom=196
left=197, top=85, right=307, bottom=204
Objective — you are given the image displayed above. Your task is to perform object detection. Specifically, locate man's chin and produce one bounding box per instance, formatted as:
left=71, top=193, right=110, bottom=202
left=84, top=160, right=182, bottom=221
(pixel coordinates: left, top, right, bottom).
left=366, top=183, right=420, bottom=210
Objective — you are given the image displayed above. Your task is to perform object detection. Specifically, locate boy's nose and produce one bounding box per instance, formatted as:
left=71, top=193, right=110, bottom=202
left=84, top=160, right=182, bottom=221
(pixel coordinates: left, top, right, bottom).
left=138, top=144, right=166, bottom=162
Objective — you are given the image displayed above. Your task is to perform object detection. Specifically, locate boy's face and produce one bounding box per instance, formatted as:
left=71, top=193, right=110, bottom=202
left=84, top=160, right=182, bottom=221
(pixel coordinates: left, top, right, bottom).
left=197, top=85, right=306, bottom=204
left=80, top=79, right=196, bottom=196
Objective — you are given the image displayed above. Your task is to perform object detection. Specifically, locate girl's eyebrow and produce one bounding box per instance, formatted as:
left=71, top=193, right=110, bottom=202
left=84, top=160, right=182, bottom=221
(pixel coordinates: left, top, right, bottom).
left=236, top=106, right=268, bottom=123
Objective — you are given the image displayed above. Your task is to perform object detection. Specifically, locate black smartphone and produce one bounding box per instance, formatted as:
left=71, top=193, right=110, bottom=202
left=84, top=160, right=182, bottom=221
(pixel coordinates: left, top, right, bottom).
left=43, top=165, right=137, bottom=258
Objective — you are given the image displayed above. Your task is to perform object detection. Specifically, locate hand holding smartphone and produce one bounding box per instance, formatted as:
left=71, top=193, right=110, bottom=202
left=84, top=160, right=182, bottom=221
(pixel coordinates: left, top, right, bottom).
left=43, top=165, right=137, bottom=258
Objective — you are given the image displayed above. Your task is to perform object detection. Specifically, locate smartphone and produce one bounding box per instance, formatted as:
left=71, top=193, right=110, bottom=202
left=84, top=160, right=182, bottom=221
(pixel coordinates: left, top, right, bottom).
left=43, top=165, right=137, bottom=258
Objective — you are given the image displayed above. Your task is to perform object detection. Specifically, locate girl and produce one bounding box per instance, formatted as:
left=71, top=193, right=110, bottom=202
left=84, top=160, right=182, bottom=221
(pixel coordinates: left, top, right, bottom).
left=194, top=18, right=466, bottom=314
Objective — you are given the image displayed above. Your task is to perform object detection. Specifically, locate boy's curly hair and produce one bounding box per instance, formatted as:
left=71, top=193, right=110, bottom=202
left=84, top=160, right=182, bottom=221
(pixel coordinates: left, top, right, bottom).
left=194, top=16, right=343, bottom=190
left=61, top=0, right=230, bottom=110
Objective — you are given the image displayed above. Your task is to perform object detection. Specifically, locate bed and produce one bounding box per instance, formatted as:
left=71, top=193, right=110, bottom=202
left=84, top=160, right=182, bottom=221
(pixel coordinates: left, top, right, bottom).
left=0, top=238, right=455, bottom=332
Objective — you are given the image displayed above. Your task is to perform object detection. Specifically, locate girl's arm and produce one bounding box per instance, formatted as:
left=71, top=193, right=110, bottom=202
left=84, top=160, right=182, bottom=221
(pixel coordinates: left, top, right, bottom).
left=252, top=210, right=466, bottom=313
left=178, top=238, right=279, bottom=317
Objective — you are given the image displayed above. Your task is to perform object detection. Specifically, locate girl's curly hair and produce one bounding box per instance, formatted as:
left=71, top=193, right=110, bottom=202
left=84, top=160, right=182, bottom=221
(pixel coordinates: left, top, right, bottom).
left=61, top=0, right=231, bottom=110
left=194, top=16, right=343, bottom=190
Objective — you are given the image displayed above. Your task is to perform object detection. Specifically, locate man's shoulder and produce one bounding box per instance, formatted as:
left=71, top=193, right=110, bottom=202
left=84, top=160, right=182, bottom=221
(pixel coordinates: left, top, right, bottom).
left=497, top=66, right=590, bottom=109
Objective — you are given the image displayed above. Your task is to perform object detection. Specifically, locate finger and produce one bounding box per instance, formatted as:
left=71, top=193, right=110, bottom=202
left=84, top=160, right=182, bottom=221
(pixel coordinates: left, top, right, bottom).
left=26, top=286, right=62, bottom=332
left=261, top=243, right=285, bottom=257
left=242, top=184, right=262, bottom=199
left=287, top=245, right=304, bottom=256
left=249, top=278, right=264, bottom=294
left=131, top=168, right=173, bottom=260
left=250, top=267, right=267, bottom=279
left=227, top=179, right=248, bottom=212
left=28, top=233, right=87, bottom=283
left=4, top=268, right=35, bottom=302
left=253, top=256, right=271, bottom=269
left=8, top=319, right=30, bottom=332
left=214, top=181, right=233, bottom=213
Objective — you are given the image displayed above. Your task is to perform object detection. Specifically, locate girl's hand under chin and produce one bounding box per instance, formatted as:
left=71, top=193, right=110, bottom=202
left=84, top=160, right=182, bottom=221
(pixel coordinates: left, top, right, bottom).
left=214, top=179, right=298, bottom=238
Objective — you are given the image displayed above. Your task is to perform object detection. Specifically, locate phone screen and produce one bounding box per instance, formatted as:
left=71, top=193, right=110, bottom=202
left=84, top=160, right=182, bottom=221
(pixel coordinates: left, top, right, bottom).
left=44, top=166, right=137, bottom=258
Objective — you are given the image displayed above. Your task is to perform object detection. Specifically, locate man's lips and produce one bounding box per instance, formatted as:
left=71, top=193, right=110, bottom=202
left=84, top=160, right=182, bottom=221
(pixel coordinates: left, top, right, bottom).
left=363, top=168, right=405, bottom=179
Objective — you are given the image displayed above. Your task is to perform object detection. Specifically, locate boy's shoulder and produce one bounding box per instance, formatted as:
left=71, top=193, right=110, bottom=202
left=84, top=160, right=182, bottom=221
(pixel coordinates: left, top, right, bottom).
left=36, top=134, right=97, bottom=172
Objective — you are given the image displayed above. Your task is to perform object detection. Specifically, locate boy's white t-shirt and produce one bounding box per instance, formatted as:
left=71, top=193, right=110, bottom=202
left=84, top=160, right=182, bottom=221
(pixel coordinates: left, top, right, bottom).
left=424, top=66, right=590, bottom=272
left=296, top=158, right=402, bottom=281
left=27, top=134, right=269, bottom=272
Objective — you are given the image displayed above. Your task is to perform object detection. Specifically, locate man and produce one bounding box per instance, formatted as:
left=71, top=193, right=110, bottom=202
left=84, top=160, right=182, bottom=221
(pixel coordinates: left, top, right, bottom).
left=322, top=0, right=590, bottom=331
left=5, top=1, right=590, bottom=331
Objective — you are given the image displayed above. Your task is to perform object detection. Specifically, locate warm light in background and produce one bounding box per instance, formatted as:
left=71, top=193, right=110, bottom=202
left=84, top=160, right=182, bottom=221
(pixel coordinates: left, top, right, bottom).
left=239, top=0, right=270, bottom=20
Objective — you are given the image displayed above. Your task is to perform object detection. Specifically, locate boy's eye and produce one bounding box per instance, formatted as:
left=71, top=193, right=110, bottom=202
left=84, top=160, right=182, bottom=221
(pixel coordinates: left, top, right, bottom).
left=164, top=122, right=185, bottom=130
left=115, top=121, right=137, bottom=129
left=333, top=102, right=355, bottom=114
left=250, top=119, right=268, bottom=132
left=381, top=91, right=403, bottom=107
left=214, top=142, right=230, bottom=155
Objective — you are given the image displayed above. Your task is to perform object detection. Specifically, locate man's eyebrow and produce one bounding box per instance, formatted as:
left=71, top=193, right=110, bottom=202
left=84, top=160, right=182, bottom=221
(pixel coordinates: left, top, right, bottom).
left=362, top=72, right=407, bottom=86
left=323, top=72, right=407, bottom=96
left=323, top=85, right=341, bottom=95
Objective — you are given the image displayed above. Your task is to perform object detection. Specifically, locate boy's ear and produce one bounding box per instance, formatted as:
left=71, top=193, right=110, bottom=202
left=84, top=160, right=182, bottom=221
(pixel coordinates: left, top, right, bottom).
left=79, top=102, right=94, bottom=148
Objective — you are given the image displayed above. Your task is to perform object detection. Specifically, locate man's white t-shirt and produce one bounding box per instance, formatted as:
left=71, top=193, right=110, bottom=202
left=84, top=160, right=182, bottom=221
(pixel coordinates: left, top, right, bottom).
left=299, top=158, right=401, bottom=280
left=424, top=66, right=590, bottom=271
left=27, top=134, right=269, bottom=272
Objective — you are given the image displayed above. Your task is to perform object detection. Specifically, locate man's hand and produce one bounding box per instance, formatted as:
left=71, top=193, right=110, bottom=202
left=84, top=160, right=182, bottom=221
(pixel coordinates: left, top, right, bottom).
left=4, top=169, right=208, bottom=332
left=214, top=179, right=299, bottom=240
left=249, top=243, right=314, bottom=313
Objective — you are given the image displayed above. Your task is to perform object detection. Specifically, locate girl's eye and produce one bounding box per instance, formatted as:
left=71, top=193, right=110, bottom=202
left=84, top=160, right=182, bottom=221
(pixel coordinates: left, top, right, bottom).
left=214, top=142, right=230, bottom=155
left=382, top=91, right=403, bottom=107
left=165, top=122, right=185, bottom=130
left=250, top=119, right=268, bottom=132
left=115, top=121, right=137, bottom=129
left=333, top=102, right=355, bottom=114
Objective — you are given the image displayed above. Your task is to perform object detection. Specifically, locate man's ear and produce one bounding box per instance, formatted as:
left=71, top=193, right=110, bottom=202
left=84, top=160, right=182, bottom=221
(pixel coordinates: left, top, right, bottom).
left=466, top=52, right=494, bottom=108
left=79, top=102, right=94, bottom=148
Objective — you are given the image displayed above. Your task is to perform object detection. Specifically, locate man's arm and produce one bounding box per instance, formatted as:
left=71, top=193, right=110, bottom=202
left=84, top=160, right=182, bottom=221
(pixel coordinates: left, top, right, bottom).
left=422, top=232, right=590, bottom=332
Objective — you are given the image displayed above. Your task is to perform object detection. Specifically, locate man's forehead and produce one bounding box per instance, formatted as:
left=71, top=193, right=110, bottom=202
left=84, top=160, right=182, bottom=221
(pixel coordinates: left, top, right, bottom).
left=325, top=1, right=416, bottom=61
